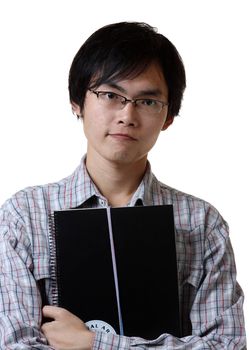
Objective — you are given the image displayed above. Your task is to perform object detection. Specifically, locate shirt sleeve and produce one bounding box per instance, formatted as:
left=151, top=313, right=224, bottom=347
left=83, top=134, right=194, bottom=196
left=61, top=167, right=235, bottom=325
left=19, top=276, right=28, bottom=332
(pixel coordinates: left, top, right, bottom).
left=92, top=219, right=246, bottom=349
left=0, top=205, right=53, bottom=349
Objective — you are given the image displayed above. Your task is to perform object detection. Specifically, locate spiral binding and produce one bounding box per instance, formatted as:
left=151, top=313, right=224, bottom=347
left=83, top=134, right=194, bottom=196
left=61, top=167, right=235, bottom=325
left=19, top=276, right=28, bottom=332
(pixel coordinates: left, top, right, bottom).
left=48, top=212, right=59, bottom=306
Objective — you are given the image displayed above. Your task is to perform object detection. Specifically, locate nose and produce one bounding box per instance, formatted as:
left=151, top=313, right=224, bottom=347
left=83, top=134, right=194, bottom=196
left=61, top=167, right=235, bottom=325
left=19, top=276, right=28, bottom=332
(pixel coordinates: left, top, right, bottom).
left=117, top=102, right=138, bottom=127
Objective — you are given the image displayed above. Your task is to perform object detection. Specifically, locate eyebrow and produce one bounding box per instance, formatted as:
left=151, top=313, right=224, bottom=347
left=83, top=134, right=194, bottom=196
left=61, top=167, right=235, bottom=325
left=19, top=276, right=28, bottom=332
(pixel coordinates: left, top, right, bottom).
left=103, top=82, right=164, bottom=98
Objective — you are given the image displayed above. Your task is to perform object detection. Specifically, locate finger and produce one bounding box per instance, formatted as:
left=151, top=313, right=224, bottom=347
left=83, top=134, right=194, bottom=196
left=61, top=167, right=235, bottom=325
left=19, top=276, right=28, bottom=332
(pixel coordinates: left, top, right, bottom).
left=42, top=305, right=67, bottom=320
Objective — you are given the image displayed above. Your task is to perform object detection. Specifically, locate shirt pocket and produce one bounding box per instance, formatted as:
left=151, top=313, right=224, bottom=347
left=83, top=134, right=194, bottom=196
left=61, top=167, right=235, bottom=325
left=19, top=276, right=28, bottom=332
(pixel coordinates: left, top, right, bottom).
left=177, top=258, right=204, bottom=294
left=33, top=255, right=51, bottom=280
left=176, top=227, right=205, bottom=290
left=178, top=264, right=204, bottom=336
left=178, top=262, right=204, bottom=315
left=182, top=264, right=204, bottom=289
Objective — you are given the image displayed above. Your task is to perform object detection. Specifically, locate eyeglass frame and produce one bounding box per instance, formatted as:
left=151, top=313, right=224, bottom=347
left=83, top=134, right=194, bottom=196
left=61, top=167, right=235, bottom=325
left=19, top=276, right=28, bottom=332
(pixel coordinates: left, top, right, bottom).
left=88, top=89, right=168, bottom=114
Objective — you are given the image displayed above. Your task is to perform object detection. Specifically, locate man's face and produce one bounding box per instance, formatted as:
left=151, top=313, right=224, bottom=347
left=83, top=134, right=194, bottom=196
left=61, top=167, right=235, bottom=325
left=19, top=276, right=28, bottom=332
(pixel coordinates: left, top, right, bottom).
left=74, top=62, right=173, bottom=166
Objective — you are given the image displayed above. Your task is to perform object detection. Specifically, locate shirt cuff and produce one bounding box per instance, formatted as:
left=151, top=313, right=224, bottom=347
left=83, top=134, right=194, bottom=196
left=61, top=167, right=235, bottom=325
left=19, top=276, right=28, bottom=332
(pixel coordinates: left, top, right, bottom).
left=92, top=331, right=131, bottom=350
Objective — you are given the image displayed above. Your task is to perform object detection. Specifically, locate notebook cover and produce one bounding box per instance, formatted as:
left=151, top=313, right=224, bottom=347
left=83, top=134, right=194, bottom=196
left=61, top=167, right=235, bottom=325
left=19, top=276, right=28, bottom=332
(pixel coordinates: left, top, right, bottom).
left=51, top=205, right=181, bottom=339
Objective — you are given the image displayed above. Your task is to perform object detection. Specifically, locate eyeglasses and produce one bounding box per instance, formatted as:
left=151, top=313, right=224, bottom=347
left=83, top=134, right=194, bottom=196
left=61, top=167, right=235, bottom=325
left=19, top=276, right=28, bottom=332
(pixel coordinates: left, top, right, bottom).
left=89, top=89, right=168, bottom=115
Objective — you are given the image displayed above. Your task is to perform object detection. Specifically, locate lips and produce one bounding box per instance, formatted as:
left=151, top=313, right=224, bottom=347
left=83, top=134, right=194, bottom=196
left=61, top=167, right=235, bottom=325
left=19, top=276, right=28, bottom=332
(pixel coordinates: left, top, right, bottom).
left=108, top=133, right=137, bottom=141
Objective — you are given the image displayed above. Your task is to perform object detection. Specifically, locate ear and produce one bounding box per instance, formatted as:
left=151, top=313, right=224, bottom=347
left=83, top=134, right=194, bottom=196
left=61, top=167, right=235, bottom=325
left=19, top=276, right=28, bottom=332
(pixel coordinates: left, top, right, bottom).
left=71, top=101, right=81, bottom=117
left=161, top=115, right=174, bottom=131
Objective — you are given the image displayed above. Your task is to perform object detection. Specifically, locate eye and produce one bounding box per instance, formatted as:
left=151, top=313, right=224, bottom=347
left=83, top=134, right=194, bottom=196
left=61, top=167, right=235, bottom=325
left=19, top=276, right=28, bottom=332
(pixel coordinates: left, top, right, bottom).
left=140, top=99, right=157, bottom=106
left=103, top=92, right=118, bottom=100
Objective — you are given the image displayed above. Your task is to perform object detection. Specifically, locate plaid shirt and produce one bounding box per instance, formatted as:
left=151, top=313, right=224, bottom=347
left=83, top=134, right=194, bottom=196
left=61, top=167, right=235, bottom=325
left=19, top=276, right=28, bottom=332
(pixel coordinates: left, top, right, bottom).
left=0, top=158, right=246, bottom=349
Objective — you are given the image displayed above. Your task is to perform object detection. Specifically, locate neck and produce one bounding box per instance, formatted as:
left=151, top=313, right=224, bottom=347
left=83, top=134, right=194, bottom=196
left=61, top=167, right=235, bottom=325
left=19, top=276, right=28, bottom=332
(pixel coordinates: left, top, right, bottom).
left=85, top=152, right=148, bottom=207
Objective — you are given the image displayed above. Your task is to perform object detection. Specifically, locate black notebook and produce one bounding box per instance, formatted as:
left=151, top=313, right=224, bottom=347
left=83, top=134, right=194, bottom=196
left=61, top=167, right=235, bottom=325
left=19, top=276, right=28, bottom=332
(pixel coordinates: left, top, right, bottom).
left=49, top=205, right=181, bottom=339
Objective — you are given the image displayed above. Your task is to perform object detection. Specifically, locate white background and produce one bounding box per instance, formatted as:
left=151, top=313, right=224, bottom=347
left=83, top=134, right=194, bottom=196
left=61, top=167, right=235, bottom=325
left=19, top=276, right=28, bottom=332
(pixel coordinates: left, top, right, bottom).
left=0, top=0, right=248, bottom=335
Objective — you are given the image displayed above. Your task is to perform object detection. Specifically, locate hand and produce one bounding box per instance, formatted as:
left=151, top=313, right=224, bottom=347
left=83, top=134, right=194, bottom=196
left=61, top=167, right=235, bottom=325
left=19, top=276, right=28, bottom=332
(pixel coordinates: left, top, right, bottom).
left=41, top=306, right=95, bottom=350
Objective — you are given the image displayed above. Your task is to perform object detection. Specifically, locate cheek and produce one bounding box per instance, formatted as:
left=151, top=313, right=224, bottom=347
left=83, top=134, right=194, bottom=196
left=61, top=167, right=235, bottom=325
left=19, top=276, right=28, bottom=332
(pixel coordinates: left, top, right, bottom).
left=83, top=111, right=109, bottom=140
left=142, top=122, right=165, bottom=151
left=144, top=120, right=165, bottom=140
left=84, top=102, right=111, bottom=125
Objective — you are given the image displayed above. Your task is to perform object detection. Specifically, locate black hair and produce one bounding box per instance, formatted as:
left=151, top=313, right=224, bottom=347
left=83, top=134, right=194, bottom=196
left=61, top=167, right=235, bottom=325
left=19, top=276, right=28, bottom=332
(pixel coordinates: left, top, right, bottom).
left=69, top=22, right=186, bottom=118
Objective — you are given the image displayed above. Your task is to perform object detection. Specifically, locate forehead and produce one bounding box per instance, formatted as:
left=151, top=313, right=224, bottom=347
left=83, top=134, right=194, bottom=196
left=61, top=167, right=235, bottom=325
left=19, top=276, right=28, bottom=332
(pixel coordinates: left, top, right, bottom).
left=101, top=62, right=168, bottom=98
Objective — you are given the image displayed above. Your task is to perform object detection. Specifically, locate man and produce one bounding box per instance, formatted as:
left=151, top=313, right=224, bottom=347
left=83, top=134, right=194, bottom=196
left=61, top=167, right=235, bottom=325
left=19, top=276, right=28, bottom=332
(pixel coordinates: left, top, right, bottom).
left=0, top=22, right=246, bottom=349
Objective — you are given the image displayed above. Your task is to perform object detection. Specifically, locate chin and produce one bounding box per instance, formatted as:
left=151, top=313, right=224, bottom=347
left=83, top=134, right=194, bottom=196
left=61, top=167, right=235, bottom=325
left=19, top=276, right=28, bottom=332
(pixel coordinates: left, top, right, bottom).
left=111, top=154, right=133, bottom=164
left=106, top=150, right=147, bottom=166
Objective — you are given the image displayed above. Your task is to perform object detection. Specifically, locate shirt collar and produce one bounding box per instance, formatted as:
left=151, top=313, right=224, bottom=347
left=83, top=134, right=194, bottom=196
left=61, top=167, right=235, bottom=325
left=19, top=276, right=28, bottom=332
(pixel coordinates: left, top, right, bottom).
left=64, top=156, right=162, bottom=208
left=62, top=156, right=102, bottom=209
left=128, top=162, right=164, bottom=206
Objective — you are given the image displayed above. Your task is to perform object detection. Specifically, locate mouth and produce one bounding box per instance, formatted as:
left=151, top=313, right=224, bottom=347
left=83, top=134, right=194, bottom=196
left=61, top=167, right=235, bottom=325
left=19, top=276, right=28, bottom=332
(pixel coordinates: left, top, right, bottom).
left=108, top=133, right=137, bottom=141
